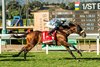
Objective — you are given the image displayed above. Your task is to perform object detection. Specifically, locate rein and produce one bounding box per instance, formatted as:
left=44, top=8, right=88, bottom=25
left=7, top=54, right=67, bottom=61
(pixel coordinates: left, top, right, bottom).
left=80, top=30, right=84, bottom=34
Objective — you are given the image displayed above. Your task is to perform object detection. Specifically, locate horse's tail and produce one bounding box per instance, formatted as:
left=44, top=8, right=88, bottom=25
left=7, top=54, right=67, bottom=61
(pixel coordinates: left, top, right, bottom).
left=11, top=29, right=32, bottom=38
left=11, top=32, right=29, bottom=38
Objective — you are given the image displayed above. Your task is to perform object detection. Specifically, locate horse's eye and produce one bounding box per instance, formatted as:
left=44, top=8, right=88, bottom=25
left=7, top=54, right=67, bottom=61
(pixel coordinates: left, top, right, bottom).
left=72, top=28, right=76, bottom=31
left=74, top=28, right=76, bottom=30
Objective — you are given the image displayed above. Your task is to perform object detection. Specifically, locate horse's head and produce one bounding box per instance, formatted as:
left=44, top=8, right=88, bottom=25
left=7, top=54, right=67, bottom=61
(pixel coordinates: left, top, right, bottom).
left=69, top=23, right=86, bottom=38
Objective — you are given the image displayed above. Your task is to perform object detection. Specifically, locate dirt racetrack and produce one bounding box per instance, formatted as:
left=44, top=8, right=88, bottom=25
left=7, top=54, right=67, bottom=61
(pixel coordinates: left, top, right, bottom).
left=1, top=43, right=99, bottom=52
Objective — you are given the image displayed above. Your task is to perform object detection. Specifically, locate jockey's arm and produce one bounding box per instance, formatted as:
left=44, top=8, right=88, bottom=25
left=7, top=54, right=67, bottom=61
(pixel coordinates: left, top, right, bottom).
left=48, top=20, right=62, bottom=35
left=48, top=26, right=59, bottom=35
left=45, top=21, right=55, bottom=29
left=45, top=19, right=66, bottom=35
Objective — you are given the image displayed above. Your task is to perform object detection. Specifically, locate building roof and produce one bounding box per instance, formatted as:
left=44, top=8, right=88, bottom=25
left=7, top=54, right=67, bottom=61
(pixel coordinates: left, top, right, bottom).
left=31, top=10, right=49, bottom=15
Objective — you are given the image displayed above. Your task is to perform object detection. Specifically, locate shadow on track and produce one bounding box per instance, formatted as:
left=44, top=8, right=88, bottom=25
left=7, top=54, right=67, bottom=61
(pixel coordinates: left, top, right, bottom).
left=1, top=57, right=100, bottom=61
left=62, top=57, right=100, bottom=61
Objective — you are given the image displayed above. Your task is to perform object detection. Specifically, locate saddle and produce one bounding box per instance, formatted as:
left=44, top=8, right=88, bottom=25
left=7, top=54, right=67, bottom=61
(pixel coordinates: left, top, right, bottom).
left=42, top=31, right=56, bottom=43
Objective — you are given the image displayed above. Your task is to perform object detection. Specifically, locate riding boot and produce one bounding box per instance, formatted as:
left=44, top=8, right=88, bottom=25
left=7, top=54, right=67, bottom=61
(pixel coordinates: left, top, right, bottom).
left=52, top=37, right=56, bottom=45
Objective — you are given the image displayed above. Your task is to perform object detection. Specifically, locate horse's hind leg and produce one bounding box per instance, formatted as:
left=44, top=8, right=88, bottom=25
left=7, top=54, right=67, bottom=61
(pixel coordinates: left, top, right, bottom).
left=12, top=44, right=34, bottom=60
left=23, top=44, right=35, bottom=60
left=24, top=45, right=34, bottom=60
left=12, top=47, right=25, bottom=57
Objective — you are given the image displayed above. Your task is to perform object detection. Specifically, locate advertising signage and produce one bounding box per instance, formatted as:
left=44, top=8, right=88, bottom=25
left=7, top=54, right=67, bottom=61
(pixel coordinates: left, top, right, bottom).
left=80, top=2, right=100, bottom=10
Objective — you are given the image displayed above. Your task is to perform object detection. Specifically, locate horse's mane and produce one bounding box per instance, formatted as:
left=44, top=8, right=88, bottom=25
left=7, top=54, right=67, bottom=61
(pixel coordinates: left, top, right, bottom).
left=68, top=22, right=75, bottom=27
left=61, top=22, right=75, bottom=29
left=77, top=25, right=83, bottom=31
left=62, top=25, right=70, bottom=29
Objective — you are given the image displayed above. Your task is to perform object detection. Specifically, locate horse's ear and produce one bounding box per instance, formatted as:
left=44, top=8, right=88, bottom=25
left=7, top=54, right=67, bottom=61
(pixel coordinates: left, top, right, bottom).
left=68, top=22, right=75, bottom=27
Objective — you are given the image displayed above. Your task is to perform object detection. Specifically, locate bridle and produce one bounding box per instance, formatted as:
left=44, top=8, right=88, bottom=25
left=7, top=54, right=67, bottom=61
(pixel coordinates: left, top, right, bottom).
left=80, top=30, right=85, bottom=34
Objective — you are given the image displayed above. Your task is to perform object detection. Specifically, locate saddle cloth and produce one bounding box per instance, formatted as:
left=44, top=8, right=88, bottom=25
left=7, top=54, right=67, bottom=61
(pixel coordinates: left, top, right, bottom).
left=42, top=31, right=56, bottom=43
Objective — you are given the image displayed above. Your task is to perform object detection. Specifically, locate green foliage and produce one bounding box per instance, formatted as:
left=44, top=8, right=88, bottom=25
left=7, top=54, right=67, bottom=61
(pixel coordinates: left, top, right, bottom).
left=29, top=1, right=43, bottom=10
left=5, top=0, right=76, bottom=19
left=6, top=0, right=44, bottom=19
left=21, top=5, right=26, bottom=18
left=59, top=3, right=66, bottom=9
left=49, top=8, right=55, bottom=12
left=6, top=1, right=21, bottom=19
left=60, top=2, right=75, bottom=10
left=11, top=10, right=19, bottom=17
left=68, top=2, right=75, bottom=10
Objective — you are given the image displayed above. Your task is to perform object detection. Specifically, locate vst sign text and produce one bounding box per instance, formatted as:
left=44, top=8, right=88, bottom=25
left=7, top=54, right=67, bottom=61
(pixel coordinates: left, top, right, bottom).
left=81, top=3, right=100, bottom=10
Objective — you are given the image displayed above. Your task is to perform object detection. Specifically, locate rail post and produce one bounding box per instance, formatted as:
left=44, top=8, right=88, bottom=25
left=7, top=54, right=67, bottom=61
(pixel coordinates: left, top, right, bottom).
left=97, top=35, right=99, bottom=55
left=46, top=45, right=48, bottom=54
left=0, top=39, right=1, bottom=54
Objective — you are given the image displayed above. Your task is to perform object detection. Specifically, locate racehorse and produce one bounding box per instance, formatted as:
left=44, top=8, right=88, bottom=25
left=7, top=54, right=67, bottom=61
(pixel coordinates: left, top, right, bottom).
left=12, top=22, right=86, bottom=60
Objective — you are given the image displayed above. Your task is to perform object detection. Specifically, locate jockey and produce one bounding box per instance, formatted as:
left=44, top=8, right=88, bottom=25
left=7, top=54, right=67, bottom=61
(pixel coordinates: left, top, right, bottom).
left=46, top=18, right=67, bottom=35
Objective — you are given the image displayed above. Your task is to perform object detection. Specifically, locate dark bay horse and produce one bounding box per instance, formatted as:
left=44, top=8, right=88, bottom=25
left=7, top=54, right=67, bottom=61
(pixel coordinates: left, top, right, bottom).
left=12, top=22, right=86, bottom=60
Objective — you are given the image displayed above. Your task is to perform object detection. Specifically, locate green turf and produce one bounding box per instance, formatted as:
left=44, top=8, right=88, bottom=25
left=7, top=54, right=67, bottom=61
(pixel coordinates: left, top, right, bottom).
left=0, top=51, right=100, bottom=67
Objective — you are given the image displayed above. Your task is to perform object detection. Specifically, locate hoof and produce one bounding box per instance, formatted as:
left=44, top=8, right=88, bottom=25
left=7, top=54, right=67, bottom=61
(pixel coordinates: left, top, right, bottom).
left=77, top=59, right=80, bottom=62
left=79, top=52, right=82, bottom=56
left=24, top=57, right=26, bottom=61
left=23, top=57, right=27, bottom=61
left=80, top=53, right=82, bottom=56
left=78, top=50, right=82, bottom=56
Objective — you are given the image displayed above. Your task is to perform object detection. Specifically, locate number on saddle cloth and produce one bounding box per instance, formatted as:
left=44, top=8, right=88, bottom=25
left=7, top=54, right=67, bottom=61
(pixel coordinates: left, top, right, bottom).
left=42, top=31, right=56, bottom=43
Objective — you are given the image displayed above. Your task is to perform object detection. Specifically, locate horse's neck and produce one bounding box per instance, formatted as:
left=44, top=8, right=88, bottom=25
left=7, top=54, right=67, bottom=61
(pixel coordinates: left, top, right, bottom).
left=58, top=28, right=71, bottom=37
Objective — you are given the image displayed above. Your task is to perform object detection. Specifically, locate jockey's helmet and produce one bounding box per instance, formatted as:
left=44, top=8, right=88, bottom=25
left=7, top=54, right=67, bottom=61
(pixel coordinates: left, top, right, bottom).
left=60, top=18, right=66, bottom=23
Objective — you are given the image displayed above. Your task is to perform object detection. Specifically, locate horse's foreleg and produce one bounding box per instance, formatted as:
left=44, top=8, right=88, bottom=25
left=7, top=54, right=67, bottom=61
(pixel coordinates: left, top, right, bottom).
left=62, top=40, right=76, bottom=59
left=58, top=38, right=76, bottom=59
left=72, top=45, right=82, bottom=56
left=69, top=44, right=82, bottom=56
left=65, top=46, right=76, bottom=59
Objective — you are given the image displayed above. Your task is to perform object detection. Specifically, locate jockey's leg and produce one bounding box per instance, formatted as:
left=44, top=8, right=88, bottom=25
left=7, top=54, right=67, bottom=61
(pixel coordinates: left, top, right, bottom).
left=49, top=27, right=58, bottom=35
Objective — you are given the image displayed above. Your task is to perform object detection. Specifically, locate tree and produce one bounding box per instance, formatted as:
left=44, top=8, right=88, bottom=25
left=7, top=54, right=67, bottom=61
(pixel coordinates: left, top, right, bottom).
left=59, top=3, right=66, bottom=9
left=25, top=1, right=43, bottom=19
left=6, top=1, right=21, bottom=19
left=68, top=2, right=75, bottom=10
left=29, top=1, right=43, bottom=10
